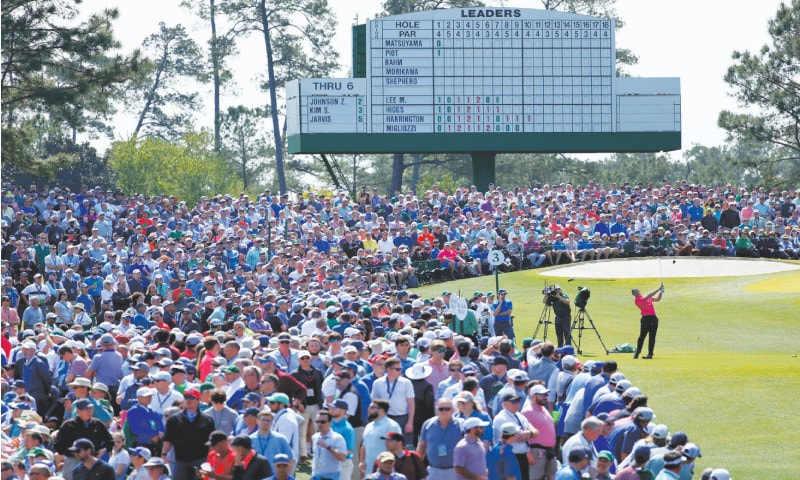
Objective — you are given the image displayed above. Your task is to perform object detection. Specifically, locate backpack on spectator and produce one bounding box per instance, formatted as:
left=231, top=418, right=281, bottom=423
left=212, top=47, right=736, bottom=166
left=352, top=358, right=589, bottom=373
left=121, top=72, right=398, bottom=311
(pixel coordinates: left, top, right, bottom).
left=120, top=379, right=144, bottom=410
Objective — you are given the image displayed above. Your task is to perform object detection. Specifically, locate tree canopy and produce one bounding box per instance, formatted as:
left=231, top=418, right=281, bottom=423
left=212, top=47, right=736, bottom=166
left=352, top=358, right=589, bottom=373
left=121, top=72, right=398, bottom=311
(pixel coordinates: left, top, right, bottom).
left=1, top=0, right=144, bottom=167
left=718, top=0, right=800, bottom=187
left=109, top=132, right=241, bottom=206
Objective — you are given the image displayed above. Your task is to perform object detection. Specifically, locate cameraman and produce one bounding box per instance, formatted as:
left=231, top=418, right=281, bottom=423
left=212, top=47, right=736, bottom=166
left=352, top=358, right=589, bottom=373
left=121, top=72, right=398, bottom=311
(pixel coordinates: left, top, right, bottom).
left=542, top=285, right=572, bottom=347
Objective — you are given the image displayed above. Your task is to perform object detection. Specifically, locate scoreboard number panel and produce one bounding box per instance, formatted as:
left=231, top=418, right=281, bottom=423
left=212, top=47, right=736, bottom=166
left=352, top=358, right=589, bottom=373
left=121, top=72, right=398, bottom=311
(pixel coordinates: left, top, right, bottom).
left=287, top=78, right=367, bottom=135
left=367, top=9, right=615, bottom=135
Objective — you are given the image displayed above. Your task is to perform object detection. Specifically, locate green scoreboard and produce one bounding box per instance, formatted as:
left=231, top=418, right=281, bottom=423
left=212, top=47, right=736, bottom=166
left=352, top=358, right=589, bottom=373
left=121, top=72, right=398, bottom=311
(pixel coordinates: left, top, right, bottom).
left=287, top=8, right=681, bottom=186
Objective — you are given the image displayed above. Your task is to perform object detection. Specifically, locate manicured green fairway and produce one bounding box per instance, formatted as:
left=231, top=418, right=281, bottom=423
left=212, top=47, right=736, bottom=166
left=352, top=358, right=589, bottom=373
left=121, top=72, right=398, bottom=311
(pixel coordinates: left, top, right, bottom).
left=411, top=261, right=800, bottom=479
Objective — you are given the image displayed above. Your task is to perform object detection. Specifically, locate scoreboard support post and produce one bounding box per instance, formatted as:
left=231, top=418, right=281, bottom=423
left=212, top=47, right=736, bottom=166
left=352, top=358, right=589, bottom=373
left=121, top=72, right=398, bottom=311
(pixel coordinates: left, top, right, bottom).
left=470, top=152, right=496, bottom=191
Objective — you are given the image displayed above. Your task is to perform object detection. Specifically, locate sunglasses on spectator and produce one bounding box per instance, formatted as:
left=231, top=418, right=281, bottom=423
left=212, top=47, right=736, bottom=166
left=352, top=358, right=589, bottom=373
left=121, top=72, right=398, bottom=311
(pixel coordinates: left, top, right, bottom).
left=438, top=406, right=452, bottom=411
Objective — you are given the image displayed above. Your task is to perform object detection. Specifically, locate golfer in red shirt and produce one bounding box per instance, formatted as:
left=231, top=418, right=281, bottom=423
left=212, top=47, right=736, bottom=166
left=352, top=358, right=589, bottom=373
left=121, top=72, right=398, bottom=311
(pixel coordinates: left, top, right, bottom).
left=631, top=285, right=664, bottom=359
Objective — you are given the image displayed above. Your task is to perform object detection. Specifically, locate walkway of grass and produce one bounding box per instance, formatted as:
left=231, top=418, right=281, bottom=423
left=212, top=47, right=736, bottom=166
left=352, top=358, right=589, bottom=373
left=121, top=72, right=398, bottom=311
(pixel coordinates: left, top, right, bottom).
left=409, top=261, right=800, bottom=479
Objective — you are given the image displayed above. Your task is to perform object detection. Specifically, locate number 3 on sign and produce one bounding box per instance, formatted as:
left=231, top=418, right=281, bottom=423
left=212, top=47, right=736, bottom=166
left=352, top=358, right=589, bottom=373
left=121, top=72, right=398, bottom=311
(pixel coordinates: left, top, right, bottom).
left=488, top=250, right=505, bottom=266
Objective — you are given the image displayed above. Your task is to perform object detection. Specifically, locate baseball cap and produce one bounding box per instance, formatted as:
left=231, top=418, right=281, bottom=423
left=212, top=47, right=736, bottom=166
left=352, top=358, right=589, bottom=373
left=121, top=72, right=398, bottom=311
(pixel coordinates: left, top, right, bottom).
left=328, top=399, right=348, bottom=410
left=380, top=432, right=404, bottom=442
left=633, top=407, right=655, bottom=421
left=130, top=446, right=152, bottom=460
left=662, top=451, right=686, bottom=467
left=136, top=387, right=155, bottom=398
left=437, top=328, right=453, bottom=339
left=502, top=392, right=520, bottom=402
left=73, top=398, right=93, bottom=410
left=243, top=392, right=262, bottom=403
left=26, top=447, right=48, bottom=458
left=243, top=407, right=260, bottom=417
left=609, top=372, right=627, bottom=384
left=454, top=392, right=475, bottom=405
left=623, top=386, right=643, bottom=398
left=68, top=438, right=94, bottom=452
left=651, top=424, right=669, bottom=440
left=198, top=382, right=216, bottom=393
left=377, top=451, right=395, bottom=463
left=529, top=384, right=549, bottom=396
left=597, top=450, right=614, bottom=462
left=182, top=388, right=200, bottom=399
left=266, top=393, right=290, bottom=406
left=500, top=422, right=520, bottom=436
left=633, top=445, right=651, bottom=463
left=511, top=370, right=529, bottom=382
left=669, top=432, right=689, bottom=449
left=709, top=469, right=731, bottom=480
left=272, top=453, right=291, bottom=465
left=682, top=443, right=702, bottom=459
left=567, top=446, right=592, bottom=463
left=462, top=417, right=490, bottom=430
left=615, top=380, right=632, bottom=394
left=60, top=392, right=77, bottom=403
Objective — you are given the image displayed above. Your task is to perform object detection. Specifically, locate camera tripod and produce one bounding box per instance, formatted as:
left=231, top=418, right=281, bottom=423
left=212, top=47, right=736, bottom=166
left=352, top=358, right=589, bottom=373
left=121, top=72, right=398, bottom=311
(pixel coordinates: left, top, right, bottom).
left=533, top=302, right=554, bottom=342
left=570, top=306, right=609, bottom=355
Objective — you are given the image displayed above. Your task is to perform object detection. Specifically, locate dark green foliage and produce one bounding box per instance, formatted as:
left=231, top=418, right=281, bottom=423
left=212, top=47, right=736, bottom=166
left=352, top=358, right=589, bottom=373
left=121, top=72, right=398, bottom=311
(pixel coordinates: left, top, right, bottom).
left=718, top=0, right=800, bottom=186
left=2, top=0, right=144, bottom=170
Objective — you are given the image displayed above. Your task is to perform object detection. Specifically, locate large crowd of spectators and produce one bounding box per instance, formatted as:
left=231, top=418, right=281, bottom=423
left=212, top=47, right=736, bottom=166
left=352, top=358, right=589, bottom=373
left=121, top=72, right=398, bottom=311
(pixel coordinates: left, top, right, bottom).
left=1, top=178, right=792, bottom=480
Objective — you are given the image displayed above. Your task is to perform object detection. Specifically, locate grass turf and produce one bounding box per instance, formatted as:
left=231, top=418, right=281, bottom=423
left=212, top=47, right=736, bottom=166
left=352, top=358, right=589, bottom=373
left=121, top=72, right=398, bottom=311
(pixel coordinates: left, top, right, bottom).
left=408, top=261, right=800, bottom=479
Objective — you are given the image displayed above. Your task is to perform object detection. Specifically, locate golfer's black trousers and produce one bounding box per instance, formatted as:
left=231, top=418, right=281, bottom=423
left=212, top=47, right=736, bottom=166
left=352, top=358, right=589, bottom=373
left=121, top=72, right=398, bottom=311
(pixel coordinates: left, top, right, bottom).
left=636, top=315, right=659, bottom=356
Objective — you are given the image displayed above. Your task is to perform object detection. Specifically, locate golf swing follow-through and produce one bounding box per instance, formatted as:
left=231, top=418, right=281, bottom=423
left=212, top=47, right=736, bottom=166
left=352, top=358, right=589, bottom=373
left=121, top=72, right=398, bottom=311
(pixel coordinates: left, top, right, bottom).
left=631, top=283, right=664, bottom=359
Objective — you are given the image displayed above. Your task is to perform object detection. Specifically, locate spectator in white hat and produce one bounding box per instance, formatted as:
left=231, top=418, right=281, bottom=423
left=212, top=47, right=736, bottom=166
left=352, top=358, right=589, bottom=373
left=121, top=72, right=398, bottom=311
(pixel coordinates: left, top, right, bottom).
left=487, top=422, right=523, bottom=480
left=124, top=387, right=163, bottom=455
left=454, top=416, right=489, bottom=480
left=19, top=339, right=51, bottom=416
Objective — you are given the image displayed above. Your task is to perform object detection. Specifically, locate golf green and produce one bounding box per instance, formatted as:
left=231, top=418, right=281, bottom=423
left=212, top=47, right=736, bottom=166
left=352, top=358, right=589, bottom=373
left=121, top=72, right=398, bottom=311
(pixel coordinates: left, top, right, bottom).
left=410, top=260, right=800, bottom=479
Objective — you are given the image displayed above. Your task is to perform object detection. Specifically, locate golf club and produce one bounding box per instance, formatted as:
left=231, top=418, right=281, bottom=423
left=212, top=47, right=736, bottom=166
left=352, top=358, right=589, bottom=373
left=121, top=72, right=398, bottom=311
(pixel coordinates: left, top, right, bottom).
left=658, top=255, right=664, bottom=286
